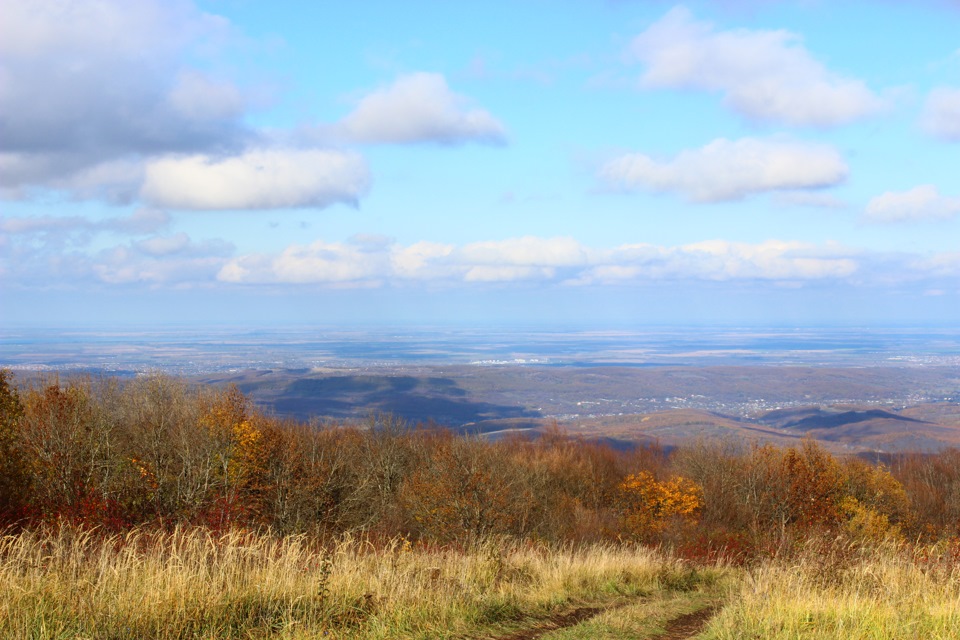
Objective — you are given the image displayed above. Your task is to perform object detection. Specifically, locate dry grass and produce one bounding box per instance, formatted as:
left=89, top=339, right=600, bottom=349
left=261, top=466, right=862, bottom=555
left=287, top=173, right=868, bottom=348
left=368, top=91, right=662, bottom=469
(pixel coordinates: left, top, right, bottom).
left=0, top=525, right=722, bottom=639
left=15, top=524, right=958, bottom=639
left=702, top=539, right=960, bottom=639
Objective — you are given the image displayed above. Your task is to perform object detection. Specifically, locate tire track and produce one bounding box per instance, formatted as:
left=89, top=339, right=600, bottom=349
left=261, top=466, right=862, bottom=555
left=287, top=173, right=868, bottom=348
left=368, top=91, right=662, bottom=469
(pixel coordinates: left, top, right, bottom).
left=654, top=604, right=719, bottom=639
left=482, top=600, right=719, bottom=640
left=483, top=601, right=629, bottom=640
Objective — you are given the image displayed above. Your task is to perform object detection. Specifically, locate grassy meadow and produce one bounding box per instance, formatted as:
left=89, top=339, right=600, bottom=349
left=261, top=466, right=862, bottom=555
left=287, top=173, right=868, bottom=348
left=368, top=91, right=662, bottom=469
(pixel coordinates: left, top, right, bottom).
left=0, top=525, right=729, bottom=639
left=703, top=540, right=960, bottom=639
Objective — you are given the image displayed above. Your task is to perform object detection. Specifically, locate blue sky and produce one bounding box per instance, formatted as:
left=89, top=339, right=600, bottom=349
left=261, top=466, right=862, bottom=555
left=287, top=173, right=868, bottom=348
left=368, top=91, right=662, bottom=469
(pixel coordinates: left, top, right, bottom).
left=1, top=0, right=958, bottom=327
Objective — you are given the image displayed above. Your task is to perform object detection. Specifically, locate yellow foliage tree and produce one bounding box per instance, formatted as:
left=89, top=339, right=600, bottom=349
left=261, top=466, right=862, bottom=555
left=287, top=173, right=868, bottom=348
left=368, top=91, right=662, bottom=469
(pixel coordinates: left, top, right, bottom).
left=197, top=386, right=269, bottom=522
left=618, top=471, right=703, bottom=539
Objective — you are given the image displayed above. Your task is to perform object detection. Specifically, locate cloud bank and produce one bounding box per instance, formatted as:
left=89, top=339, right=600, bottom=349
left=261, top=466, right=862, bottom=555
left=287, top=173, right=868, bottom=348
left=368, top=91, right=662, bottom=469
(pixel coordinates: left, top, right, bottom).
left=210, top=237, right=890, bottom=287
left=4, top=220, right=955, bottom=291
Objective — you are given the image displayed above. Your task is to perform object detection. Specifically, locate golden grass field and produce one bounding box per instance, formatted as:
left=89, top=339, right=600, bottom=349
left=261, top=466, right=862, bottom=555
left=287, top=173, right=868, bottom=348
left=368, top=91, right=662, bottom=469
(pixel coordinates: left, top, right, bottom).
left=2, top=526, right=959, bottom=639
left=0, top=525, right=724, bottom=639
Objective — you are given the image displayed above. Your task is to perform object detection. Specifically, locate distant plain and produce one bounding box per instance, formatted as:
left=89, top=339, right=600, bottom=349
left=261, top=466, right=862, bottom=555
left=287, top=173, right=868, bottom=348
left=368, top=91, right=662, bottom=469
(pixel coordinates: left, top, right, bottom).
left=4, top=326, right=959, bottom=453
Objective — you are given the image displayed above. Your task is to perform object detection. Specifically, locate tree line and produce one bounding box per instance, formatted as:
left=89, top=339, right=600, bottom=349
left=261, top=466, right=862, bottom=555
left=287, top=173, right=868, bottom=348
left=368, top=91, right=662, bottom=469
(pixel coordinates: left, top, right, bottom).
left=1, top=371, right=958, bottom=559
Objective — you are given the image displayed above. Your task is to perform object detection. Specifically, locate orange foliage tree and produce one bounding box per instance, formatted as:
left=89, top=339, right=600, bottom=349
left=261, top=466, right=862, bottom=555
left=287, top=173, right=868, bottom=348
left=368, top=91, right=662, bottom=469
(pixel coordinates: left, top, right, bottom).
left=618, top=471, right=703, bottom=540
left=780, top=440, right=846, bottom=530
left=400, top=435, right=532, bottom=542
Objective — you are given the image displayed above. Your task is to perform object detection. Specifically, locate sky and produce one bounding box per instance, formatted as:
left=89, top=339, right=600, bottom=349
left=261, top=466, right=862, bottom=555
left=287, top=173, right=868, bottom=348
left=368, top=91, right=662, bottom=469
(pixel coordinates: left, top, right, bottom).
left=1, top=0, right=959, bottom=328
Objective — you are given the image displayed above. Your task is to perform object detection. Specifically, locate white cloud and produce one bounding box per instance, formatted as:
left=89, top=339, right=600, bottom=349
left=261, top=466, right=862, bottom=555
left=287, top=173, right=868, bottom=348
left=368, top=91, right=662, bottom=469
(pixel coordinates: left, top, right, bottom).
left=598, top=137, right=847, bottom=202
left=141, top=148, right=370, bottom=210
left=678, top=240, right=858, bottom=280
left=921, top=87, right=960, bottom=141
left=570, top=240, right=857, bottom=284
left=0, top=0, right=250, bottom=195
left=218, top=238, right=387, bottom=284
left=339, top=72, right=507, bottom=145
left=864, top=185, right=960, bottom=223
left=627, top=7, right=884, bottom=126
left=464, top=266, right=555, bottom=282
left=90, top=245, right=228, bottom=285
left=391, top=241, right=455, bottom=279
left=457, top=236, right=588, bottom=266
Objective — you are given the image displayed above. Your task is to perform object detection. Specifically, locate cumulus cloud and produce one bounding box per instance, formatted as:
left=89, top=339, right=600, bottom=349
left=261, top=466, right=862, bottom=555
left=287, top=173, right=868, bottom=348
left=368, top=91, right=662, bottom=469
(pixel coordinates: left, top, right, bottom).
left=921, top=87, right=960, bottom=141
left=598, top=137, right=848, bottom=202
left=391, top=241, right=456, bottom=280
left=864, top=185, right=960, bottom=223
left=339, top=72, right=507, bottom=145
left=0, top=0, right=252, bottom=195
left=627, top=7, right=884, bottom=126
left=218, top=238, right=388, bottom=284
left=90, top=244, right=229, bottom=285
left=141, top=149, right=370, bottom=210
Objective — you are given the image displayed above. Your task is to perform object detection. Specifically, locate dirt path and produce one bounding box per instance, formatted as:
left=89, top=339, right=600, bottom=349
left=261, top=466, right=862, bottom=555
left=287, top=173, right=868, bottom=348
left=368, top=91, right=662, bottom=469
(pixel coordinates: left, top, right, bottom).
left=653, top=605, right=719, bottom=639
left=483, top=600, right=718, bottom=640
left=487, top=602, right=625, bottom=640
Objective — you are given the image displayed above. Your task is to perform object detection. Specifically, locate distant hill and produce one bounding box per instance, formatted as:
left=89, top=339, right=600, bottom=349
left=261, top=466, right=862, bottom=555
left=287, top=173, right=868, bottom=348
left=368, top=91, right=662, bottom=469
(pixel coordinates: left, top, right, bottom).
left=759, top=407, right=926, bottom=430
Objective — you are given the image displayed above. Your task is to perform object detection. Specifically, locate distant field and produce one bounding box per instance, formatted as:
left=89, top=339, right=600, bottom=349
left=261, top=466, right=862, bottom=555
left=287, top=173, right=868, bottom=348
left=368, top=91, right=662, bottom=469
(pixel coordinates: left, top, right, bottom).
left=5, top=326, right=960, bottom=373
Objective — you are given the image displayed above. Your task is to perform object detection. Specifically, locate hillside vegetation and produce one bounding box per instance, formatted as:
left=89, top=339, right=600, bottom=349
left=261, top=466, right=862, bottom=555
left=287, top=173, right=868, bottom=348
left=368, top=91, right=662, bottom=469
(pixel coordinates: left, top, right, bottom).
left=1, top=371, right=959, bottom=638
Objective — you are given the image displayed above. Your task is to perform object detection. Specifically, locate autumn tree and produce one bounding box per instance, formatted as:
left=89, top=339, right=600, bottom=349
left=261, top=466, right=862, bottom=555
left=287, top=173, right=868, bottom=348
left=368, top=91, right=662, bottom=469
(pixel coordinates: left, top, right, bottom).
left=400, top=434, right=532, bottom=542
left=0, top=370, right=27, bottom=522
left=617, top=470, right=703, bottom=540
left=195, top=385, right=270, bottom=525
